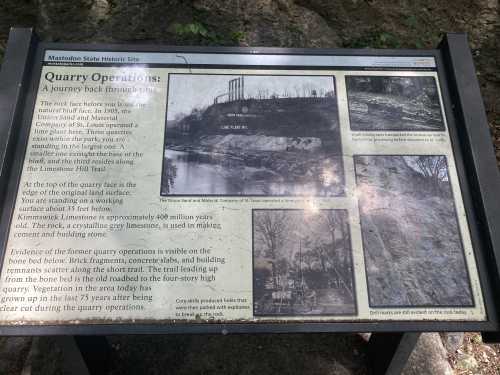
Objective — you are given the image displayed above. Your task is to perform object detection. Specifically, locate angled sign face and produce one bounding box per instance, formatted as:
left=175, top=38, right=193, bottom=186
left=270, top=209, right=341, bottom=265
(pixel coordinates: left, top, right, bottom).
left=0, top=30, right=498, bottom=335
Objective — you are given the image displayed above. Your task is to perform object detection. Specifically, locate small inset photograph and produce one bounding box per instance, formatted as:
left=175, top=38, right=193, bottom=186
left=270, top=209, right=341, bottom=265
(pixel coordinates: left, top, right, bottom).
left=253, top=209, right=356, bottom=316
left=346, top=76, right=445, bottom=131
left=354, top=155, right=474, bottom=307
left=161, top=74, right=344, bottom=196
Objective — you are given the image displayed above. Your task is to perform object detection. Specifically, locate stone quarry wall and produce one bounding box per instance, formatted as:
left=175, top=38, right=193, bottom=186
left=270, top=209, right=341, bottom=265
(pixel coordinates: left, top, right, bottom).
left=196, top=97, right=338, bottom=136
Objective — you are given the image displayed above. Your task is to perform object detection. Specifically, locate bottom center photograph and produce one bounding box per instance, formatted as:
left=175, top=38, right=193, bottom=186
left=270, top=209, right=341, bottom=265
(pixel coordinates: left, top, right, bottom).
left=253, top=209, right=356, bottom=316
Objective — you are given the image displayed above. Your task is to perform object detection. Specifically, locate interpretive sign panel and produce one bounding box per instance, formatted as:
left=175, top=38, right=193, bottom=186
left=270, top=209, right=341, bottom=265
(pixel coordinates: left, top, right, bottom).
left=0, top=30, right=499, bottom=334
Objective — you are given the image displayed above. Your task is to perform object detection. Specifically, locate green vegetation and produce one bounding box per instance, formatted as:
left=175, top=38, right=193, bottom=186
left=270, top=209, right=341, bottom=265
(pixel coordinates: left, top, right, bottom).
left=172, top=21, right=244, bottom=45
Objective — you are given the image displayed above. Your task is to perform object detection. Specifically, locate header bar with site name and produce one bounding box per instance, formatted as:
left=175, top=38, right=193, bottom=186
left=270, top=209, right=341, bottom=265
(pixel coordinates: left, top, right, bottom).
left=44, top=50, right=436, bottom=69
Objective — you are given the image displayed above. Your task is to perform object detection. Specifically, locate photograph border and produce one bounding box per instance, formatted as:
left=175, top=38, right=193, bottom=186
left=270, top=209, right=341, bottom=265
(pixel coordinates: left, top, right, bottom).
left=251, top=208, right=358, bottom=317
left=353, top=154, right=477, bottom=309
left=160, top=72, right=345, bottom=197
left=345, top=75, right=447, bottom=132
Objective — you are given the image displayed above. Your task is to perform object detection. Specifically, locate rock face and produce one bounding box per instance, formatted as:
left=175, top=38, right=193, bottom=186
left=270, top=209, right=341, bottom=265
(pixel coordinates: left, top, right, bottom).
left=440, top=332, right=465, bottom=352
left=403, top=333, right=454, bottom=375
left=199, top=135, right=322, bottom=152
left=178, top=97, right=340, bottom=150
left=354, top=155, right=473, bottom=307
left=346, top=76, right=444, bottom=131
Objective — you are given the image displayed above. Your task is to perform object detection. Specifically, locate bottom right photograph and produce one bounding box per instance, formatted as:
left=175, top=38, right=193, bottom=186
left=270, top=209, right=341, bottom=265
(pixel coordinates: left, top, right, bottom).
left=354, top=155, right=474, bottom=308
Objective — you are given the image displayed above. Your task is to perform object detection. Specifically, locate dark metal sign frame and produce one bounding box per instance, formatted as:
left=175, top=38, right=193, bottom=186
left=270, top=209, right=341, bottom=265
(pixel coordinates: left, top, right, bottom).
left=0, top=28, right=498, bottom=339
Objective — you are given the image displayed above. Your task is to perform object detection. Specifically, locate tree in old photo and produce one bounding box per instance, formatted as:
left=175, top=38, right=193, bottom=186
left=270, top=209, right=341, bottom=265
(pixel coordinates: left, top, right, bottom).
left=253, top=209, right=355, bottom=316
left=412, top=155, right=449, bottom=197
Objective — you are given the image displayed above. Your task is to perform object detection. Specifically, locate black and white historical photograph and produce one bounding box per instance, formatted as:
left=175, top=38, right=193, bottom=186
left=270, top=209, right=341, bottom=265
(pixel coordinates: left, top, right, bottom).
left=253, top=209, right=356, bottom=316
left=346, top=76, right=445, bottom=131
left=354, top=155, right=474, bottom=307
left=161, top=74, right=343, bottom=196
